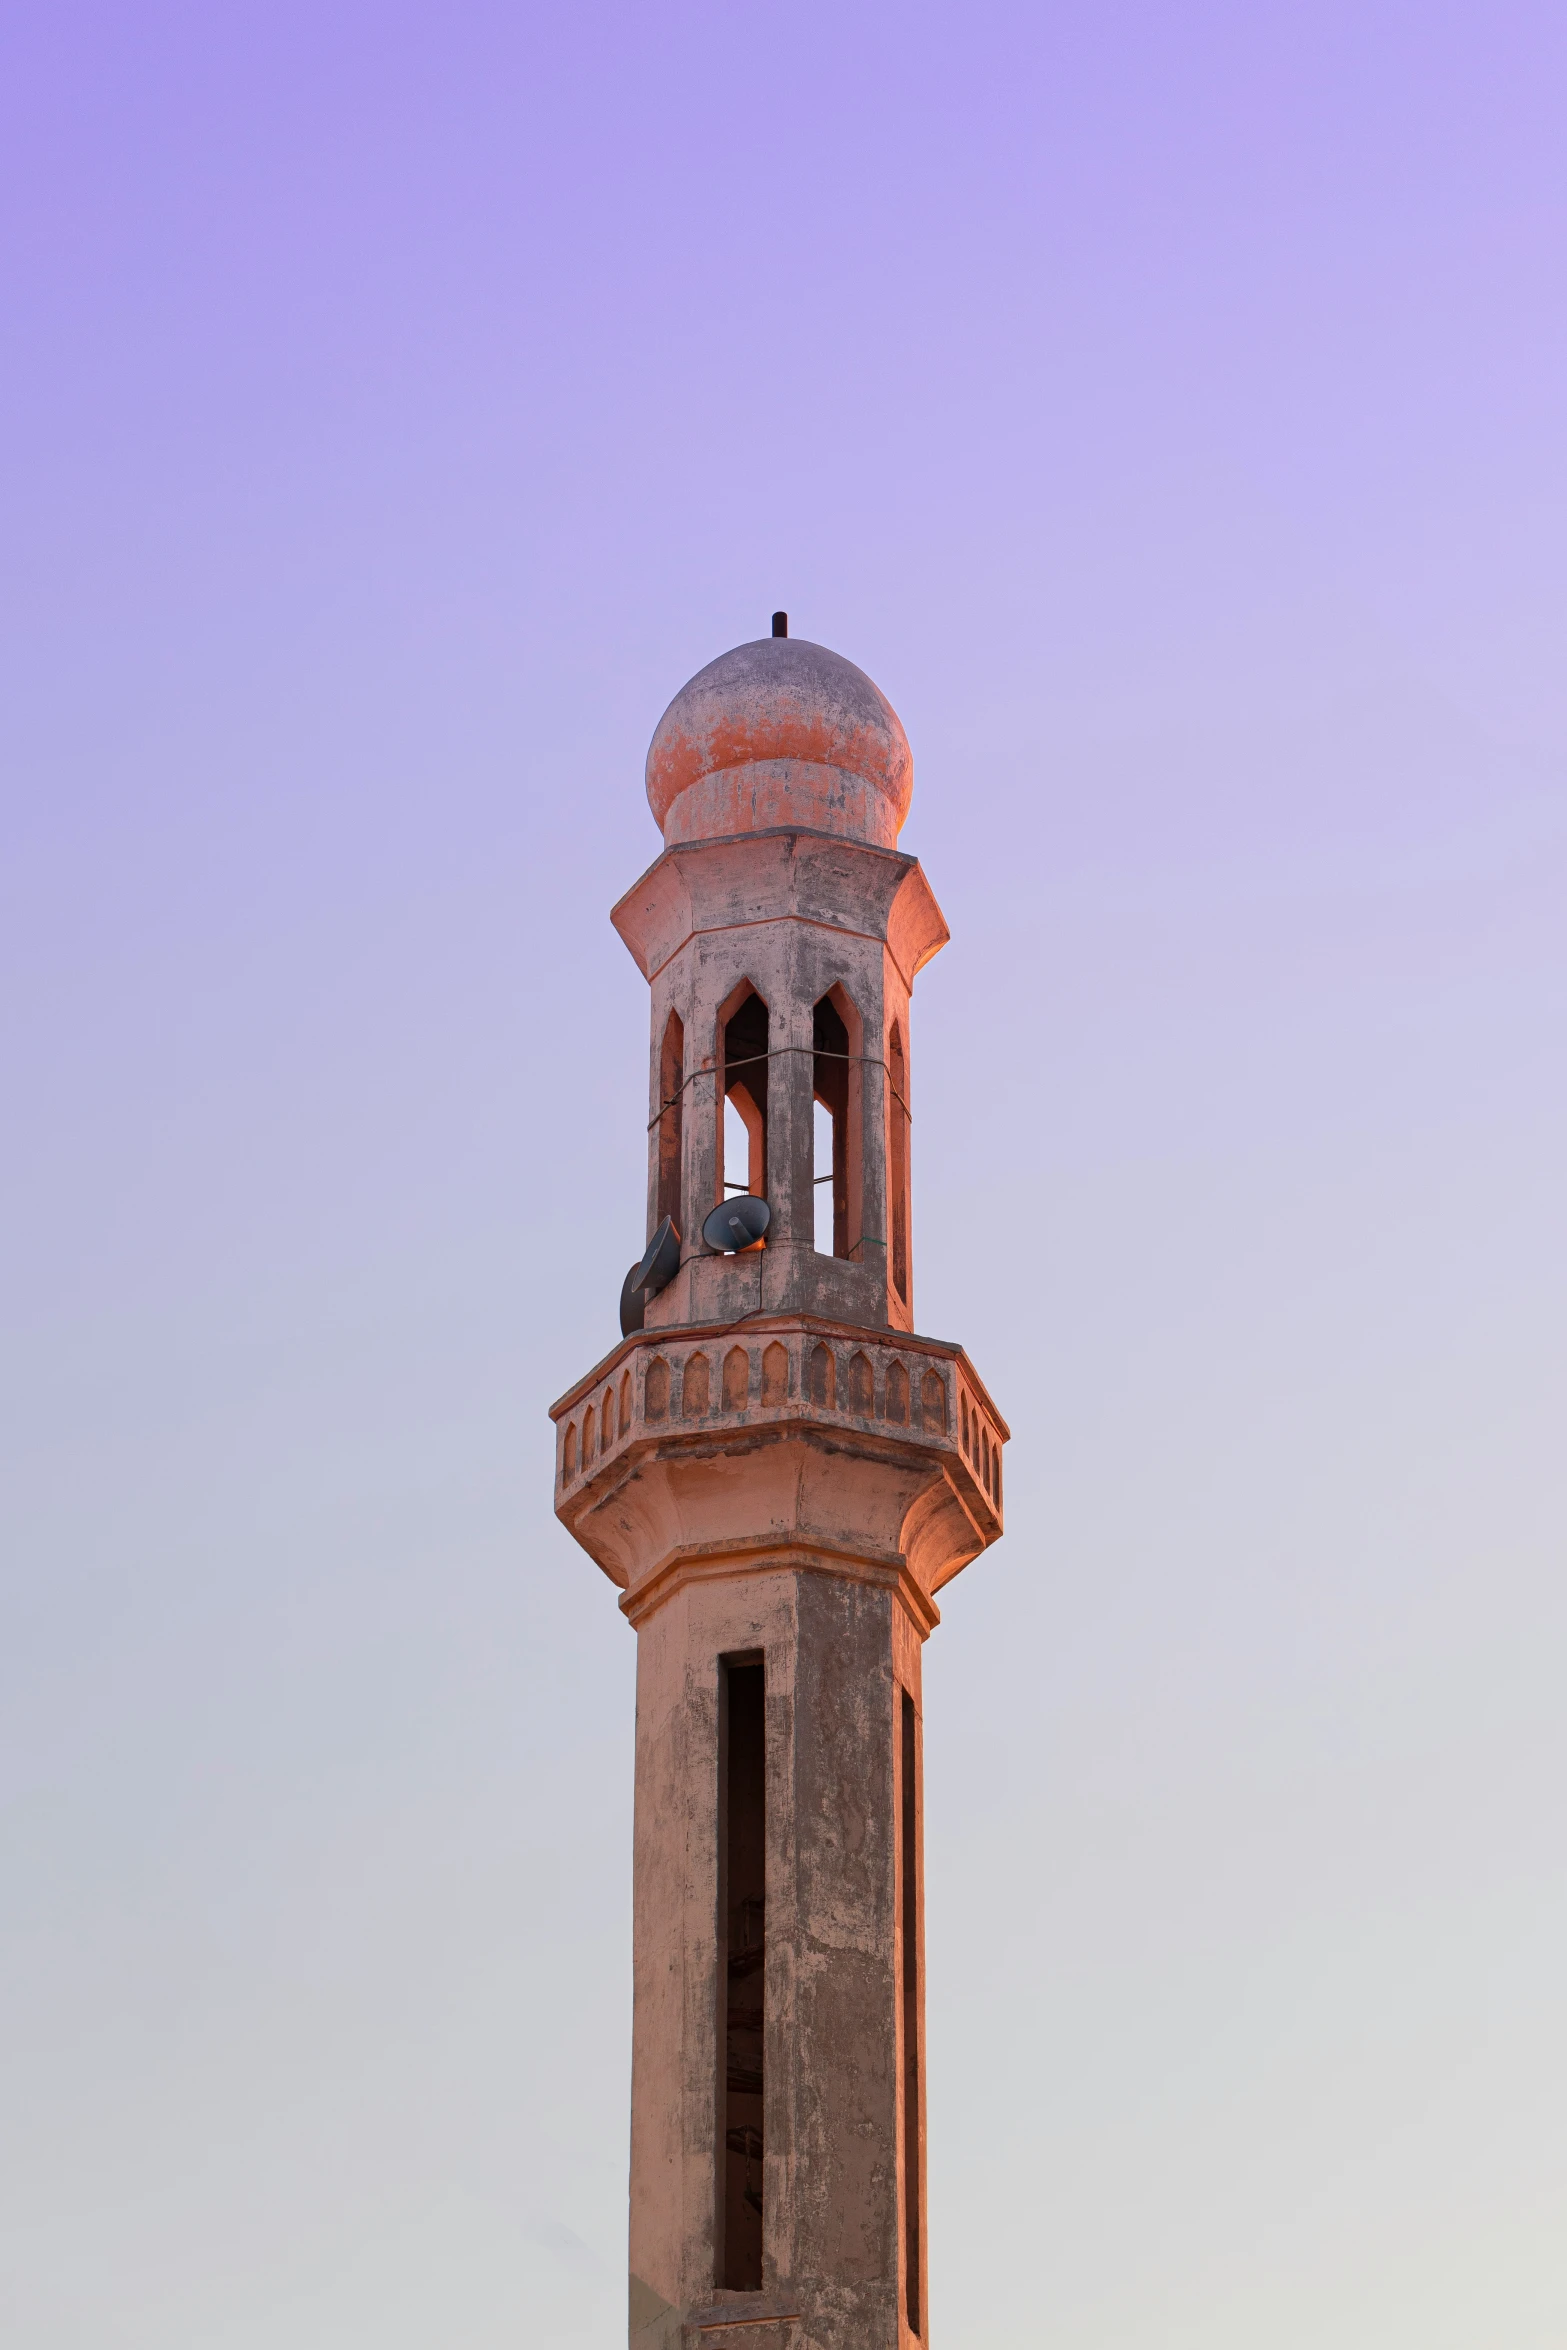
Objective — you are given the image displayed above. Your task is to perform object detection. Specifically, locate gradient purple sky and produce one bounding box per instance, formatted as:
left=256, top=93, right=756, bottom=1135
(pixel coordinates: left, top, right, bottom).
left=3, top=5, right=1565, bottom=2345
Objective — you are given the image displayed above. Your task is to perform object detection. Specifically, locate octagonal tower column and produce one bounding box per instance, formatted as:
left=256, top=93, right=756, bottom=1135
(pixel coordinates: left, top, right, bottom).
left=551, top=630, right=1008, bottom=2350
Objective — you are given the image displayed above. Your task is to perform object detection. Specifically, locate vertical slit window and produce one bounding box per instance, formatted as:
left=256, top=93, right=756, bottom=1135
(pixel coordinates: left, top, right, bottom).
left=901, top=1687, right=922, bottom=2336
left=889, top=1023, right=909, bottom=1303
left=812, top=992, right=851, bottom=1258
left=721, top=991, right=769, bottom=1200
left=718, top=1655, right=766, bottom=2292
left=657, top=1011, right=684, bottom=1234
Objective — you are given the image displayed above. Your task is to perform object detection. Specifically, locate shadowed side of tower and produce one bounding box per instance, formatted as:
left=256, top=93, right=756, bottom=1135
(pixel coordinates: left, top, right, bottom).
left=550, top=631, right=1008, bottom=2350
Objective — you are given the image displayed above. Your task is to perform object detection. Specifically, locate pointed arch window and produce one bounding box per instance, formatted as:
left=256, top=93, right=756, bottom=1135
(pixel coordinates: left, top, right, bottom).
left=812, top=986, right=861, bottom=1259
left=657, top=1010, right=684, bottom=1234
left=721, top=988, right=769, bottom=1199
left=889, top=1021, right=909, bottom=1303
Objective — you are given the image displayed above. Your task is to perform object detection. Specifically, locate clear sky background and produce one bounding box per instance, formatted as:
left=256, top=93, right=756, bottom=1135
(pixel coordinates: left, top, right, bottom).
left=3, top=5, right=1564, bottom=2345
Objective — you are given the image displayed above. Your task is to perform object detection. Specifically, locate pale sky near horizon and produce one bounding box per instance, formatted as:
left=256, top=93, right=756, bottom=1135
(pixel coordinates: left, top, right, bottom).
left=3, top=5, right=1565, bottom=2345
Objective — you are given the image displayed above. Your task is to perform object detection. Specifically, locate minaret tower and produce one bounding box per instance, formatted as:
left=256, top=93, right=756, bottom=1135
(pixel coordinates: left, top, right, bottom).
left=550, top=620, right=1007, bottom=2350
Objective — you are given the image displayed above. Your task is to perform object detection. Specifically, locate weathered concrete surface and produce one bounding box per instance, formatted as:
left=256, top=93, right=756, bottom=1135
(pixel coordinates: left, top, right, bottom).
left=624, top=1573, right=916, bottom=2350
left=612, top=831, right=947, bottom=1336
left=552, top=1318, right=1005, bottom=1621
left=646, top=637, right=913, bottom=850
left=550, top=633, right=1006, bottom=2348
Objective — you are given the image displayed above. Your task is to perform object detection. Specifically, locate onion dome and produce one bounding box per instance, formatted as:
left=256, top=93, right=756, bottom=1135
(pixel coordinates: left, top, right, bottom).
left=646, top=635, right=913, bottom=848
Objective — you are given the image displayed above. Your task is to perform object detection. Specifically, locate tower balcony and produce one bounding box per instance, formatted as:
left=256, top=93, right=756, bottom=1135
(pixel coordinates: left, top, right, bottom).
left=550, top=1316, right=1007, bottom=1635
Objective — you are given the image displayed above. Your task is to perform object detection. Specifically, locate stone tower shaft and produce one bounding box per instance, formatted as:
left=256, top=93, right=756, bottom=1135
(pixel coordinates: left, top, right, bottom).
left=550, top=633, right=1007, bottom=2350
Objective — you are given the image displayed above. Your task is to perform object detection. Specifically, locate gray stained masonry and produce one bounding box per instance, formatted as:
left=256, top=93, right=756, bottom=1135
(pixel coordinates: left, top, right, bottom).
left=549, top=631, right=1008, bottom=2350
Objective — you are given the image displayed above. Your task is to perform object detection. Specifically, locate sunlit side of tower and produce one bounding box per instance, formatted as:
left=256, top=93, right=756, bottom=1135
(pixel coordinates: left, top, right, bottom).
left=550, top=619, right=1007, bottom=2350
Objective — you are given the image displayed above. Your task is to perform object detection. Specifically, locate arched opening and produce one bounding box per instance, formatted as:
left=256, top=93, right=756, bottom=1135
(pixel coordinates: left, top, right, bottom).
left=720, top=987, right=769, bottom=1201
left=848, top=1351, right=874, bottom=1414
left=889, top=1021, right=909, bottom=1304
left=657, top=1009, right=684, bottom=1233
left=812, top=986, right=861, bottom=1258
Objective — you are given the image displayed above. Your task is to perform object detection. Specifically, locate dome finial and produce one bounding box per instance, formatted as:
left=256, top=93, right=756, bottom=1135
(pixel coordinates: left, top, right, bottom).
left=772, top=610, right=788, bottom=638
